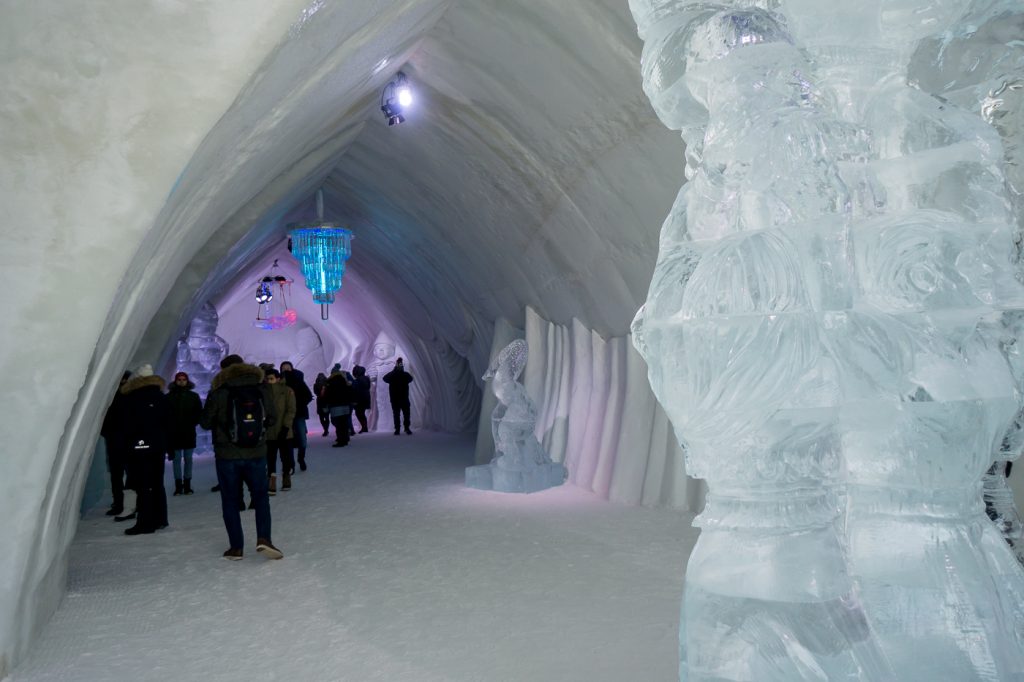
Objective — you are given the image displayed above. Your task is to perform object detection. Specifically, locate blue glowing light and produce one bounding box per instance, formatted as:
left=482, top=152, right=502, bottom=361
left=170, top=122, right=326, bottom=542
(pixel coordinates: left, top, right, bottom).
left=288, top=224, right=353, bottom=306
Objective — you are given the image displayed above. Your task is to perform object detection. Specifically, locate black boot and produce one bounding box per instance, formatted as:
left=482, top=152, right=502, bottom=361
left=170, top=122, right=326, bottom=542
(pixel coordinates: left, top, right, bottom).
left=173, top=479, right=183, bottom=496
left=124, top=525, right=155, bottom=536
left=105, top=506, right=123, bottom=517
left=183, top=478, right=193, bottom=495
left=114, top=511, right=137, bottom=522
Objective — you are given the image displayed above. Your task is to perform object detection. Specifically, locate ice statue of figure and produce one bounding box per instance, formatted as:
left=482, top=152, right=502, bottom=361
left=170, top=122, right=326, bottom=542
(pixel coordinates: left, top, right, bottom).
left=627, top=0, right=1024, bottom=679
left=176, top=302, right=228, bottom=453
left=465, top=340, right=566, bottom=493
left=366, top=331, right=397, bottom=432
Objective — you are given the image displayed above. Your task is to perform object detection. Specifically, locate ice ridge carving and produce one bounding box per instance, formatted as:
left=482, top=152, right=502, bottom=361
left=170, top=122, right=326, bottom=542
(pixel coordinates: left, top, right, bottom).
left=175, top=302, right=228, bottom=453
left=628, top=0, right=1024, bottom=679
left=466, top=340, right=566, bottom=493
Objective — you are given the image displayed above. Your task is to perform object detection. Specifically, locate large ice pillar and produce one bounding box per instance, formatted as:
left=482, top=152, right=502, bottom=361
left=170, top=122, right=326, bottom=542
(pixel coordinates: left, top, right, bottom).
left=628, top=0, right=1024, bottom=679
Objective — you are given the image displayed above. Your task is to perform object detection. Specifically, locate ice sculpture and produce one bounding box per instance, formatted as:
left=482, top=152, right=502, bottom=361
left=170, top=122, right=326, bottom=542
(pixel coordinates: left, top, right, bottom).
left=366, top=331, right=397, bottom=432
left=627, top=1, right=1024, bottom=679
left=175, top=302, right=228, bottom=453
left=466, top=340, right=566, bottom=493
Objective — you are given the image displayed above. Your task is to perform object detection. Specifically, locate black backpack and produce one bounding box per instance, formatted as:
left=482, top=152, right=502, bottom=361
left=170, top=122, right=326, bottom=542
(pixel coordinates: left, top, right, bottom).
left=227, top=385, right=266, bottom=447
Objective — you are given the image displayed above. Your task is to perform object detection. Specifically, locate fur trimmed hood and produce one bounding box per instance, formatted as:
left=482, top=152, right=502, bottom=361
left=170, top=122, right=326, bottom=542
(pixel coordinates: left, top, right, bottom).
left=211, top=363, right=264, bottom=390
left=120, top=374, right=166, bottom=394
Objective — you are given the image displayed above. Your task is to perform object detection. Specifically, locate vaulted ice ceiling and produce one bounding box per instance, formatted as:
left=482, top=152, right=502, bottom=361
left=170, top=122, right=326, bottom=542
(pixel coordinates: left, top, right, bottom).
left=135, top=0, right=685, bottom=385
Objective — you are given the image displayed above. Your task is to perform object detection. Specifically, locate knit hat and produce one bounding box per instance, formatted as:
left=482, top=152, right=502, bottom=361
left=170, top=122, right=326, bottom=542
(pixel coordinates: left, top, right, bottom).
left=331, top=363, right=342, bottom=373
left=174, top=371, right=189, bottom=382
left=134, top=363, right=154, bottom=378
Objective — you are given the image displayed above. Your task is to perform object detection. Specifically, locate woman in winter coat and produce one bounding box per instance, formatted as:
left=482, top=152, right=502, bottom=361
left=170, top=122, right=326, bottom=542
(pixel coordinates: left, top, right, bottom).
left=313, top=372, right=330, bottom=437
left=324, top=369, right=354, bottom=447
left=166, top=371, right=203, bottom=495
left=351, top=365, right=372, bottom=434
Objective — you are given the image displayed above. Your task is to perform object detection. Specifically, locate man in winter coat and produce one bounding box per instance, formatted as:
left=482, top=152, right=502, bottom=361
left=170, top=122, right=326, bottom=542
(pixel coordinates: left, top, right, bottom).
left=383, top=358, right=414, bottom=436
left=263, top=368, right=296, bottom=494
left=118, top=364, right=170, bottom=535
left=201, top=354, right=283, bottom=561
left=100, top=371, right=132, bottom=517
left=280, top=361, right=313, bottom=471
left=324, top=369, right=354, bottom=447
left=351, top=365, right=372, bottom=434
left=166, top=371, right=203, bottom=496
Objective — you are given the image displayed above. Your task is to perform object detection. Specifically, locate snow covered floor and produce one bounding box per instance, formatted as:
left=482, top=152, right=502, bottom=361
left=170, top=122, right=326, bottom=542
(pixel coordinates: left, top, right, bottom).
left=13, top=431, right=697, bottom=681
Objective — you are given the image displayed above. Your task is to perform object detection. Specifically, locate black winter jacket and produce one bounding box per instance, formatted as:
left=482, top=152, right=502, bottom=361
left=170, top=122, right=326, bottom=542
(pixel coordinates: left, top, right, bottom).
left=166, top=382, right=202, bottom=449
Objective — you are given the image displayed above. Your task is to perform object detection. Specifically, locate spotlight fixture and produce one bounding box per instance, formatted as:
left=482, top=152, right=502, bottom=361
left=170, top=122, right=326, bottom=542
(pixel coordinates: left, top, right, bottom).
left=381, top=71, right=413, bottom=126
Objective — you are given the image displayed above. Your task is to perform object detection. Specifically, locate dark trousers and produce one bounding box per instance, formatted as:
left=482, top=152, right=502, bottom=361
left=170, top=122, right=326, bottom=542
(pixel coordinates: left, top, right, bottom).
left=330, top=414, right=350, bottom=445
left=354, top=407, right=368, bottom=433
left=106, top=441, right=128, bottom=510
left=318, top=409, right=330, bottom=434
left=392, top=401, right=411, bottom=432
left=266, top=438, right=294, bottom=475
left=216, top=457, right=271, bottom=550
left=131, top=452, right=168, bottom=530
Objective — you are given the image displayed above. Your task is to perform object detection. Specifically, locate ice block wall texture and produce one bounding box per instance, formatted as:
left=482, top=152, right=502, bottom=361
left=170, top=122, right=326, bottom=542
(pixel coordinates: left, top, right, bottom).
left=628, top=0, right=1024, bottom=679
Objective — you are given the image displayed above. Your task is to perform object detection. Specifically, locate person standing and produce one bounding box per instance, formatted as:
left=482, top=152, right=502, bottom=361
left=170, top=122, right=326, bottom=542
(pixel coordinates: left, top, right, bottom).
left=100, top=371, right=132, bottom=517
left=201, top=354, right=283, bottom=560
left=119, top=364, right=170, bottom=535
left=383, top=358, right=414, bottom=436
left=263, top=368, right=296, bottom=494
left=313, top=372, right=330, bottom=437
left=351, top=365, right=372, bottom=434
left=324, top=368, right=354, bottom=447
left=280, top=361, right=313, bottom=471
left=166, top=371, right=202, bottom=495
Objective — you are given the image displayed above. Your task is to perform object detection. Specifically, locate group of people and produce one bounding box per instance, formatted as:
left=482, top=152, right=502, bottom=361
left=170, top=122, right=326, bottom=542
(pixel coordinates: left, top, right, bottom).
left=312, top=357, right=415, bottom=443
left=101, top=353, right=416, bottom=560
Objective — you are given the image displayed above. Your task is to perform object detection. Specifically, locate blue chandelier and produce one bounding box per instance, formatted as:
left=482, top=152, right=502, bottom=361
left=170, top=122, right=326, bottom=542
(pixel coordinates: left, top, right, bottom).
left=288, top=188, right=353, bottom=320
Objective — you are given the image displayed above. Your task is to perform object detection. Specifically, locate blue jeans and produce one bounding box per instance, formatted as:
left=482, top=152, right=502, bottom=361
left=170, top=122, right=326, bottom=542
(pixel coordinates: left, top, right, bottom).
left=293, top=418, right=307, bottom=449
left=215, top=457, right=272, bottom=550
left=172, top=448, right=194, bottom=480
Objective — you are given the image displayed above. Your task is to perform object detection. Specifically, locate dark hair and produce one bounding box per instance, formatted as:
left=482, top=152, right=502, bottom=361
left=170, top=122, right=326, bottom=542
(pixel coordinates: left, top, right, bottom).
left=220, top=354, right=244, bottom=369
left=264, top=368, right=281, bottom=378
left=396, top=357, right=404, bottom=364
left=280, top=361, right=293, bottom=371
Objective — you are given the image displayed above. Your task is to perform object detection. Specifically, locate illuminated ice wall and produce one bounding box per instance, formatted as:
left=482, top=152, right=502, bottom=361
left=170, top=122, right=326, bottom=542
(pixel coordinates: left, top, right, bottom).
left=629, top=0, right=1024, bottom=679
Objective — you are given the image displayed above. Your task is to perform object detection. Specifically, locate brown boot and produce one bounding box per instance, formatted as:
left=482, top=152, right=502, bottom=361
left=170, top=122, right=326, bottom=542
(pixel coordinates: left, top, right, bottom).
left=282, top=472, right=291, bottom=491
left=269, top=473, right=277, bottom=496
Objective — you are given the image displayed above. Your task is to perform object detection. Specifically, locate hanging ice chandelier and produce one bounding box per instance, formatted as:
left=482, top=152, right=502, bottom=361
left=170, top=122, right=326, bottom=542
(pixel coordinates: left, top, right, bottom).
left=252, top=259, right=297, bottom=331
left=288, top=188, right=353, bottom=320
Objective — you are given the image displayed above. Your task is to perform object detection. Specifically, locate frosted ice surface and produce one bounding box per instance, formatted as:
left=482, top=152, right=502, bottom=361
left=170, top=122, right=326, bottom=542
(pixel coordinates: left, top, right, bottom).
left=628, top=0, right=1024, bottom=679
left=466, top=340, right=566, bottom=493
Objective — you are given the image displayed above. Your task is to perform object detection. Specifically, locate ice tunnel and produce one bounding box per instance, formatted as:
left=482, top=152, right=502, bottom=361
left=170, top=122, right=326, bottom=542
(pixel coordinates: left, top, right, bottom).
left=3, top=0, right=1024, bottom=679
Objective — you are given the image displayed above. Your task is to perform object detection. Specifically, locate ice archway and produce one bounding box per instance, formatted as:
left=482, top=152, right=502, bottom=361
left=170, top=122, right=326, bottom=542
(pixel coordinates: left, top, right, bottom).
left=0, top=0, right=686, bottom=674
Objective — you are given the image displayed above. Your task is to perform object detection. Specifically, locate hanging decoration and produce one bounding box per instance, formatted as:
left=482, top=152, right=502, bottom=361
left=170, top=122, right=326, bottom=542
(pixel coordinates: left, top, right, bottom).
left=252, top=259, right=297, bottom=330
left=288, top=188, right=353, bottom=320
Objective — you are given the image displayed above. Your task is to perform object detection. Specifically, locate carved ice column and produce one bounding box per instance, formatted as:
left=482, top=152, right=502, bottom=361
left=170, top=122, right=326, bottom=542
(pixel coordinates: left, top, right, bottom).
left=628, top=2, right=890, bottom=678
left=629, top=0, right=1024, bottom=679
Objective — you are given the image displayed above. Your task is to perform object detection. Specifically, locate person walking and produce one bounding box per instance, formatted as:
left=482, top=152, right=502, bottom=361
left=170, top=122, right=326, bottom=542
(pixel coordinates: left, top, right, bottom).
left=166, top=371, right=202, bottom=495
left=324, top=368, right=354, bottom=447
left=351, top=365, right=372, bottom=434
left=200, top=354, right=283, bottom=560
left=280, top=361, right=313, bottom=471
left=383, top=357, right=414, bottom=435
left=313, top=372, right=330, bottom=437
left=263, top=368, right=296, bottom=494
left=119, top=364, right=170, bottom=535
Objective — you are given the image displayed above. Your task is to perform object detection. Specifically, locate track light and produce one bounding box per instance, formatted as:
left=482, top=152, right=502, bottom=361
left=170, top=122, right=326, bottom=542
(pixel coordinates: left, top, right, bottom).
left=381, top=71, right=413, bottom=126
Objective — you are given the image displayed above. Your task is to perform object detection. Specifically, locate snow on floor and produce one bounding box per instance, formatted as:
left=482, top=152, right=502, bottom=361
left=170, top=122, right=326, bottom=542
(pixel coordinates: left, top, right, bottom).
left=12, top=431, right=698, bottom=682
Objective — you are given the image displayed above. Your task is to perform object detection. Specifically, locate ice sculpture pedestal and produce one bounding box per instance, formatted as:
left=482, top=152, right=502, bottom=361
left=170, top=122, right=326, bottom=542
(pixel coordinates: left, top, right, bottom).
left=466, top=339, right=566, bottom=494
left=466, top=460, right=566, bottom=494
